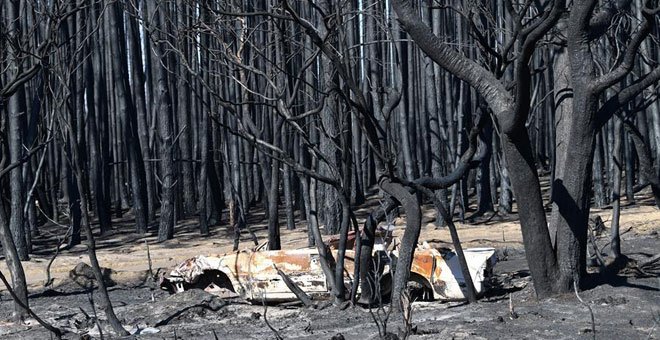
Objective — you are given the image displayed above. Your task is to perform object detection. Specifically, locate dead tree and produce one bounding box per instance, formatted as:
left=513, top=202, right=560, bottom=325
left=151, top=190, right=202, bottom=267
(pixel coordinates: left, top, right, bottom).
left=393, top=0, right=660, bottom=296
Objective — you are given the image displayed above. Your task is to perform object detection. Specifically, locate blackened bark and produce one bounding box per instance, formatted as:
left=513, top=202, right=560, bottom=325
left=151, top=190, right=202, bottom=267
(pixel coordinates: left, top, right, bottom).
left=176, top=1, right=195, bottom=216
left=267, top=156, right=281, bottom=250
left=65, top=163, right=82, bottom=247
left=610, top=118, right=623, bottom=259
left=198, top=2, right=212, bottom=235
left=304, top=167, right=336, bottom=291
left=128, top=1, right=156, bottom=222
left=475, top=117, right=494, bottom=216
left=5, top=0, right=28, bottom=258
left=0, top=194, right=29, bottom=320
left=380, top=178, right=421, bottom=309
left=106, top=2, right=149, bottom=234
left=89, top=2, right=111, bottom=234
left=282, top=128, right=295, bottom=231
left=198, top=117, right=210, bottom=235
left=333, top=193, right=351, bottom=303
left=498, top=152, right=513, bottom=214
left=71, top=138, right=128, bottom=336
left=624, top=120, right=660, bottom=208
left=502, top=130, right=558, bottom=297
left=592, top=132, right=606, bottom=208
left=7, top=91, right=28, bottom=260
left=623, top=130, right=636, bottom=203
left=152, top=5, right=176, bottom=242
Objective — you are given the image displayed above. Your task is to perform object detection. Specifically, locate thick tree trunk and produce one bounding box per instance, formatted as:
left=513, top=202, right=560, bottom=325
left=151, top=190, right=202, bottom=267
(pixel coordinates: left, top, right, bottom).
left=501, top=130, right=558, bottom=297
left=548, top=88, right=597, bottom=291
left=318, top=27, right=342, bottom=235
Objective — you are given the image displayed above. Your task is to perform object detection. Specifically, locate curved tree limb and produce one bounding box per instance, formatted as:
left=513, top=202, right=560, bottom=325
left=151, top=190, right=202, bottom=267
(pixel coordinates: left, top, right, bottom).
left=596, top=66, right=660, bottom=128
left=0, top=139, right=50, bottom=179
left=379, top=177, right=421, bottom=311
left=414, top=112, right=487, bottom=189
left=587, top=0, right=633, bottom=40
left=391, top=0, right=513, bottom=118
left=591, top=4, right=654, bottom=93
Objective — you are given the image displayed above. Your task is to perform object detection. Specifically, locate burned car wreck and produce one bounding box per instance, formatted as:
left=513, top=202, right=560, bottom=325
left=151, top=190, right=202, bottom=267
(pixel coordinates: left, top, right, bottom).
left=160, top=243, right=497, bottom=303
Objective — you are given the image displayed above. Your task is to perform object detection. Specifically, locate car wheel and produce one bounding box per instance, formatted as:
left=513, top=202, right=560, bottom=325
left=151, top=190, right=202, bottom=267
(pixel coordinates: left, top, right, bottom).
left=193, top=270, right=236, bottom=297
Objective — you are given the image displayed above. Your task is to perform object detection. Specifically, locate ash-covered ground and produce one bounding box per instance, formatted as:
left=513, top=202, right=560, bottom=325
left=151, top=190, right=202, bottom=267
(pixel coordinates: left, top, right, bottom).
left=1, top=229, right=657, bottom=340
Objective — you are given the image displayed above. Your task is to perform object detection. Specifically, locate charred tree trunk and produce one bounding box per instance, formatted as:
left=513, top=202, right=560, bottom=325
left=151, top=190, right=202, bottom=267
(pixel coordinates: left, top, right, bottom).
left=152, top=4, right=176, bottom=242
left=7, top=88, right=29, bottom=260
left=267, top=155, right=281, bottom=250
left=106, top=1, right=149, bottom=234
left=68, top=126, right=129, bottom=336
left=610, top=118, right=623, bottom=259
left=176, top=1, right=196, bottom=216
left=5, top=0, right=29, bottom=259
left=128, top=1, right=156, bottom=222
left=0, top=192, right=29, bottom=320
left=89, top=2, right=111, bottom=234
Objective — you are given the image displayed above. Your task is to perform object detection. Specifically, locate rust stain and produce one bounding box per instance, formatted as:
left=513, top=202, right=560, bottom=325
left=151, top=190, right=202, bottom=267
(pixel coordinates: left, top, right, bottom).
left=410, top=250, right=436, bottom=278
left=267, top=253, right=311, bottom=271
left=163, top=244, right=495, bottom=302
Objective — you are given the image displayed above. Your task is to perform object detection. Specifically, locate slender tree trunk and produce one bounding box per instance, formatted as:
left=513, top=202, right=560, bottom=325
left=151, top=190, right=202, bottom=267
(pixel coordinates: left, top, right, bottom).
left=610, top=118, right=623, bottom=259
left=0, top=195, right=29, bottom=320
left=152, top=4, right=176, bottom=242
left=475, top=117, right=494, bottom=216
left=66, top=160, right=82, bottom=247
left=128, top=1, right=156, bottom=222
left=5, top=0, right=29, bottom=259
left=176, top=1, right=195, bottom=216
left=7, top=90, right=29, bottom=260
left=623, top=130, right=636, bottom=203
left=592, top=132, right=606, bottom=208
left=282, top=128, right=295, bottom=230
left=89, top=2, right=111, bottom=234
left=70, top=137, right=128, bottom=336
left=267, top=155, right=281, bottom=250
left=106, top=1, right=149, bottom=234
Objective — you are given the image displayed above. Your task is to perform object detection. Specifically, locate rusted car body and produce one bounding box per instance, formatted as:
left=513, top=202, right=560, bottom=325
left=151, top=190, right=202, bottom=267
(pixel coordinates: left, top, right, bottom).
left=160, top=246, right=497, bottom=302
